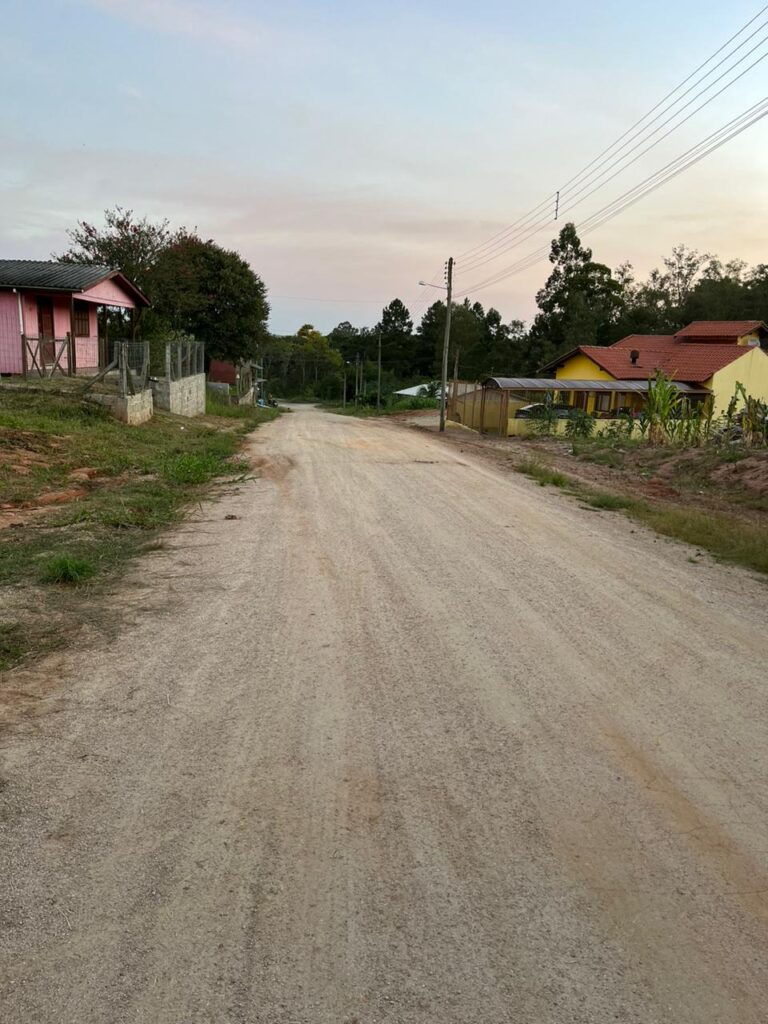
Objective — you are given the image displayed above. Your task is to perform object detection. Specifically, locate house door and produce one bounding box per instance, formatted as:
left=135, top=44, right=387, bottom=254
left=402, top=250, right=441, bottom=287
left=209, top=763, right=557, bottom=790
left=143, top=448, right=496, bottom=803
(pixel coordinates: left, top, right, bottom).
left=37, top=298, right=56, bottom=365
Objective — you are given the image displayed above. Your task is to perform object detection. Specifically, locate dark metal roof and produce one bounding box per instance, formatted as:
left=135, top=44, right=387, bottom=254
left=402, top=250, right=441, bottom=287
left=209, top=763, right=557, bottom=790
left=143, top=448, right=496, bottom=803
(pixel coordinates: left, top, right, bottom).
left=482, top=377, right=709, bottom=394
left=0, top=259, right=115, bottom=291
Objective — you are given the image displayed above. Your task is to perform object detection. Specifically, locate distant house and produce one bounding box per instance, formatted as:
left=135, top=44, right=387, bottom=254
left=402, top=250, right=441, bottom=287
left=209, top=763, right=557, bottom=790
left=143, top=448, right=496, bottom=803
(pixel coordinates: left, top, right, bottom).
left=539, top=320, right=768, bottom=416
left=0, top=260, right=149, bottom=376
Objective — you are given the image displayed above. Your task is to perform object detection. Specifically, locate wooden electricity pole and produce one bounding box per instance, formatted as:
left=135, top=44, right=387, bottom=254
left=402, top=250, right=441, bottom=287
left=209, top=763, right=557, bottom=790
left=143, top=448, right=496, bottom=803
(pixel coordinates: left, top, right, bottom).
left=377, top=331, right=382, bottom=412
left=439, top=257, right=454, bottom=432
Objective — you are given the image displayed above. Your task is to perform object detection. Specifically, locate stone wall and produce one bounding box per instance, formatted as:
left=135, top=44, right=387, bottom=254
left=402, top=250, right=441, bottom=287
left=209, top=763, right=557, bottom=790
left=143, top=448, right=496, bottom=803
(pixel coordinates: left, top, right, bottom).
left=152, top=373, right=206, bottom=417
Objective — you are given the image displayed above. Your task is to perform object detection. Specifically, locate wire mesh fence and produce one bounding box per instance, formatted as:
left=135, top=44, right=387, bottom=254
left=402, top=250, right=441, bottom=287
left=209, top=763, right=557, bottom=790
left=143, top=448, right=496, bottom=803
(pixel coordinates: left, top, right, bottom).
left=164, top=339, right=205, bottom=380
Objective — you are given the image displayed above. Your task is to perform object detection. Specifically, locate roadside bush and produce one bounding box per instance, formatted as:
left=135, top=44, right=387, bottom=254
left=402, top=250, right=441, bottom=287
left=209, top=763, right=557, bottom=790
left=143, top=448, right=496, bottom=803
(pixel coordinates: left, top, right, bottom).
left=565, top=410, right=596, bottom=439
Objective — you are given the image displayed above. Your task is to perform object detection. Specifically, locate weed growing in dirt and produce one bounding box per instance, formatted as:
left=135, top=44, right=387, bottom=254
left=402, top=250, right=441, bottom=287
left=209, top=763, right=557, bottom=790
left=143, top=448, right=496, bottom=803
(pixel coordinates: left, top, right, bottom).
left=516, top=459, right=570, bottom=488
left=162, top=452, right=223, bottom=485
left=39, top=554, right=97, bottom=585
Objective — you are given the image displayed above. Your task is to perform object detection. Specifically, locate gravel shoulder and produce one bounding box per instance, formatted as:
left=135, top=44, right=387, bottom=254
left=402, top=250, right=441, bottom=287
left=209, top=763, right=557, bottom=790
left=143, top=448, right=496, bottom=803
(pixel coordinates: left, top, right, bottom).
left=2, top=405, right=768, bottom=1023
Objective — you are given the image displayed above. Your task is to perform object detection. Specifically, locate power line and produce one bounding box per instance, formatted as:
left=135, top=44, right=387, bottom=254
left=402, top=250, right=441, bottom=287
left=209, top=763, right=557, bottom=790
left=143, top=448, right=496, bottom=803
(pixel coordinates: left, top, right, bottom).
left=459, top=41, right=768, bottom=275
left=456, top=6, right=768, bottom=271
left=454, top=96, right=768, bottom=297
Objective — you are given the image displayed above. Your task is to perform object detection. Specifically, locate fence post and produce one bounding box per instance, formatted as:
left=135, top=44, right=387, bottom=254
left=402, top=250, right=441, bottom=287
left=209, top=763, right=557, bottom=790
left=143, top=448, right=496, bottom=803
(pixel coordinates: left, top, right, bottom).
left=118, top=342, right=126, bottom=396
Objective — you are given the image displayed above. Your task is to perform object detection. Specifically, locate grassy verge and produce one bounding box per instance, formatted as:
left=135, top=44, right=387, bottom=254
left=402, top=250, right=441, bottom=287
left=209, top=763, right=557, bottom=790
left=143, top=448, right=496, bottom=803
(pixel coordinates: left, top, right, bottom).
left=0, top=391, right=278, bottom=670
left=204, top=389, right=282, bottom=424
left=323, top=396, right=439, bottom=418
left=513, top=457, right=768, bottom=576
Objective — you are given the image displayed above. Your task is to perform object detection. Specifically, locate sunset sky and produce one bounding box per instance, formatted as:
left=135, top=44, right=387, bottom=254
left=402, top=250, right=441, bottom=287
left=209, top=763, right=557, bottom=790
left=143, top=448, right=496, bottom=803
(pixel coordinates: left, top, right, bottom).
left=2, top=0, right=766, bottom=333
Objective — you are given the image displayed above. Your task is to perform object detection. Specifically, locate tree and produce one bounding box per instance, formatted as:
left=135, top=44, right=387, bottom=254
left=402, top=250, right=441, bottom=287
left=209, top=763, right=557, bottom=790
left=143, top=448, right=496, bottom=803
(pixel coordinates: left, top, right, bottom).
left=55, top=206, right=182, bottom=295
left=662, top=244, right=710, bottom=311
left=149, top=234, right=269, bottom=364
left=328, top=321, right=360, bottom=362
left=523, top=223, right=622, bottom=371
left=376, top=299, right=414, bottom=379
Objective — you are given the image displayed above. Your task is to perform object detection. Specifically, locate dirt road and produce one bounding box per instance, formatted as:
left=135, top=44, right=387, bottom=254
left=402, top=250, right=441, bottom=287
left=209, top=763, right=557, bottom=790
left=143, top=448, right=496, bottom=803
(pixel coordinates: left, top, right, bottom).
left=2, top=406, right=768, bottom=1023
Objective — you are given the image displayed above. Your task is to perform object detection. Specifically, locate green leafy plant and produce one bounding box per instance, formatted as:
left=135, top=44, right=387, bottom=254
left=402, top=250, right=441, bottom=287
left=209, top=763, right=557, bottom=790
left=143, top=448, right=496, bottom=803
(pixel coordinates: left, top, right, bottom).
left=645, top=371, right=681, bottom=444
left=531, top=392, right=560, bottom=435
left=565, top=410, right=596, bottom=439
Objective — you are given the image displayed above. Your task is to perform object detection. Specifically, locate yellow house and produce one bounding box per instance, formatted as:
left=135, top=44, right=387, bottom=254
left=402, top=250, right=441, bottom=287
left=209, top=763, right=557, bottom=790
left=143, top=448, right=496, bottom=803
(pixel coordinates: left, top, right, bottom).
left=540, top=320, right=768, bottom=416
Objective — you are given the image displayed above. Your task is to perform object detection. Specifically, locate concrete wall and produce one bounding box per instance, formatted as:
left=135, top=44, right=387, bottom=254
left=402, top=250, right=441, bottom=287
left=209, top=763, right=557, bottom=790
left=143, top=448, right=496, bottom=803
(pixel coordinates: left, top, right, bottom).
left=151, top=373, right=206, bottom=417
left=87, top=389, right=154, bottom=425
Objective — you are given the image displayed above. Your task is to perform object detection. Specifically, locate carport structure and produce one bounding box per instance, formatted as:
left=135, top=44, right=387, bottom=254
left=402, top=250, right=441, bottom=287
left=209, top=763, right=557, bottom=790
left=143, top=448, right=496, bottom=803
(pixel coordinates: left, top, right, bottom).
left=451, top=377, right=709, bottom=435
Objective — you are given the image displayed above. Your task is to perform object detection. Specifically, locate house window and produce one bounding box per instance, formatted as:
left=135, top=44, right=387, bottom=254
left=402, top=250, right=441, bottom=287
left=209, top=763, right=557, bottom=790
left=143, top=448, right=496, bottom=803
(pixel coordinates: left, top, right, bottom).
left=73, top=301, right=90, bottom=337
left=594, top=392, right=612, bottom=413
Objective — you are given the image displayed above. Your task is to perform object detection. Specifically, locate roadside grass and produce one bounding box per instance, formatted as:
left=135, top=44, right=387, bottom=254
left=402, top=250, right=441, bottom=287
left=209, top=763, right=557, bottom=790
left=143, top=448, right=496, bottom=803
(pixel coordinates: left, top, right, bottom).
left=325, top=396, right=439, bottom=418
left=39, top=554, right=97, bottom=585
left=515, top=458, right=570, bottom=488
left=0, top=390, right=278, bottom=669
left=204, top=389, right=281, bottom=427
left=632, top=506, right=768, bottom=575
left=512, top=456, right=768, bottom=576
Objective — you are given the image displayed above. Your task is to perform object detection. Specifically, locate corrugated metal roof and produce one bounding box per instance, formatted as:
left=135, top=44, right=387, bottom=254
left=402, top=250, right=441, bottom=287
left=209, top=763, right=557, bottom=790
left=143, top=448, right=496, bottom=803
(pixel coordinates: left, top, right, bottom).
left=482, top=377, right=709, bottom=394
left=0, top=259, right=114, bottom=291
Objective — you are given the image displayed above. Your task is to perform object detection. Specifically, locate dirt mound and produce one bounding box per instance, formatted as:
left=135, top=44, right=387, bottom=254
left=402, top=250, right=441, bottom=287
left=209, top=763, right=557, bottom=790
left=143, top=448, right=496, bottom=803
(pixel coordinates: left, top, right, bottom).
left=711, top=454, right=768, bottom=494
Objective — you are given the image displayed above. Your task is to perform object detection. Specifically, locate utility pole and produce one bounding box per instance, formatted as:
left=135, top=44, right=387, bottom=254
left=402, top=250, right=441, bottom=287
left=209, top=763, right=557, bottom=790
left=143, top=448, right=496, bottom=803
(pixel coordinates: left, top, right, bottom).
left=354, top=352, right=360, bottom=409
left=342, top=365, right=347, bottom=409
left=439, top=257, right=454, bottom=433
left=376, top=331, right=382, bottom=412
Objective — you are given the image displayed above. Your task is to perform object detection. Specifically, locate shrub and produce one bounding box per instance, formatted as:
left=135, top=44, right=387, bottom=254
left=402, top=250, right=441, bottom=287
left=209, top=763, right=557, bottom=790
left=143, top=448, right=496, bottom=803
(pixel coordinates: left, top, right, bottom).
left=565, top=410, right=596, bottom=439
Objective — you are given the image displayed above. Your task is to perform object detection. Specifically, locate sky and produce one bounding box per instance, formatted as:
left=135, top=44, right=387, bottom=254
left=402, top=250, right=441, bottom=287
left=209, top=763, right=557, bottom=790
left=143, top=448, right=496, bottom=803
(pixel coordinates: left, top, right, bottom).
left=1, top=0, right=767, bottom=334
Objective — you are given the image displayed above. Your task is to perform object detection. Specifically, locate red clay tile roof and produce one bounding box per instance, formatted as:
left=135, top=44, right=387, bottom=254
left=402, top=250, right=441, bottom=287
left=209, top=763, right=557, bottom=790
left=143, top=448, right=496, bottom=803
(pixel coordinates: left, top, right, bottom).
left=612, top=334, right=676, bottom=349
left=581, top=343, right=748, bottom=383
left=674, top=320, right=767, bottom=342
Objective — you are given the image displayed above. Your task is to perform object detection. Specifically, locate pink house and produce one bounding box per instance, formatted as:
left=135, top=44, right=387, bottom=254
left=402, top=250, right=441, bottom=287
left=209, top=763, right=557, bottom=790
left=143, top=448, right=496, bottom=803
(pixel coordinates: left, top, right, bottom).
left=0, top=260, right=150, bottom=376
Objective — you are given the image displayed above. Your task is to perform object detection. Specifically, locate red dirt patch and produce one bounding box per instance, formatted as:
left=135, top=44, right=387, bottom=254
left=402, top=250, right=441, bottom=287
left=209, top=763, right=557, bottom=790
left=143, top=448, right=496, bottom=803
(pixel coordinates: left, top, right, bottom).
left=30, top=488, right=88, bottom=508
left=711, top=455, right=768, bottom=495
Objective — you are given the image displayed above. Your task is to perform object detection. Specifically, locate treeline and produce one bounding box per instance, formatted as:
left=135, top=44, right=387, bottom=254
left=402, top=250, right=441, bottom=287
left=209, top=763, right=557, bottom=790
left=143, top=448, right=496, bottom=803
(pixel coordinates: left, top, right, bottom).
left=266, top=223, right=767, bottom=400
left=59, top=211, right=767, bottom=399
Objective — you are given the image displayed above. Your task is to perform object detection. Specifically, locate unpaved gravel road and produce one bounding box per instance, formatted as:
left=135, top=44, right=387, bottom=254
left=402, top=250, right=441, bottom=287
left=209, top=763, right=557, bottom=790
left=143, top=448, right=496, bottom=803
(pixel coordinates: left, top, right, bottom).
left=2, top=405, right=768, bottom=1024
